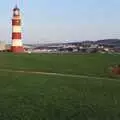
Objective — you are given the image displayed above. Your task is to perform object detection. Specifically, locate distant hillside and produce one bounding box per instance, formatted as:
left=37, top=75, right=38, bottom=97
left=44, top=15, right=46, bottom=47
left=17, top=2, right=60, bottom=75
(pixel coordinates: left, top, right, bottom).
left=95, top=39, right=120, bottom=47
left=14, top=39, right=120, bottom=48
left=67, top=39, right=120, bottom=47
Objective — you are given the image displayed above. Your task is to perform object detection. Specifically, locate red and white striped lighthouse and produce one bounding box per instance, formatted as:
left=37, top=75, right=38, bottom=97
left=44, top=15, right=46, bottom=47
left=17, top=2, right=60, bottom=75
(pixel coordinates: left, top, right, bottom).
left=11, top=5, right=24, bottom=53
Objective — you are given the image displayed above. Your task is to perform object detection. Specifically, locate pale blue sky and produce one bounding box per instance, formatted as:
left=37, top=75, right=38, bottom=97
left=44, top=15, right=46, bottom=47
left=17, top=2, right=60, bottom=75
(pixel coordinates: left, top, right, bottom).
left=0, top=0, right=120, bottom=44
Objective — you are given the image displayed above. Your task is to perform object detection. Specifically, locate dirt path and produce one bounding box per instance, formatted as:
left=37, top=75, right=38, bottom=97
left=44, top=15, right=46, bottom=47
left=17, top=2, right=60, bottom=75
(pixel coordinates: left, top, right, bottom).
left=0, top=68, right=119, bottom=82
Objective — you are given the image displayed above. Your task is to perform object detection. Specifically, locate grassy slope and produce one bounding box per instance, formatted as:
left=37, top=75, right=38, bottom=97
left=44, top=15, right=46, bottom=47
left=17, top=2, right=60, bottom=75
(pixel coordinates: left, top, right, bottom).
left=0, top=53, right=120, bottom=77
left=0, top=71, right=120, bottom=119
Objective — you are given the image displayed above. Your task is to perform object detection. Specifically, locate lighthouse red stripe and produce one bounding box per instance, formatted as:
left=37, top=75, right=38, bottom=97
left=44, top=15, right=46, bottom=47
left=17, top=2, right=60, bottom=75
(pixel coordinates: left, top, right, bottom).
left=12, top=19, right=21, bottom=26
left=12, top=33, right=21, bottom=39
left=11, top=46, right=24, bottom=53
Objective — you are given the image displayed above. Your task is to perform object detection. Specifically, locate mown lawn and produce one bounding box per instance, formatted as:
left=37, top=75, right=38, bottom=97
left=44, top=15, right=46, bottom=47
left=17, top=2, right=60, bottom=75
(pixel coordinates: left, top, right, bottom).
left=0, top=53, right=120, bottom=77
left=0, top=53, right=120, bottom=119
left=0, top=71, right=120, bottom=119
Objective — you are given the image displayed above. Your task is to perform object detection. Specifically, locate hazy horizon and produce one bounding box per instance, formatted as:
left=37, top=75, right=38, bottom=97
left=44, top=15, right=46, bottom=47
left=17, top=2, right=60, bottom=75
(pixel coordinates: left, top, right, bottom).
left=1, top=0, right=120, bottom=44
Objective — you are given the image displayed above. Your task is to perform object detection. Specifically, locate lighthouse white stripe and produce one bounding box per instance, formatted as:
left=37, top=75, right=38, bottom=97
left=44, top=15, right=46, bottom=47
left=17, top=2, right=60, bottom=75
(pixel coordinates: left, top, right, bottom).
left=13, top=16, right=21, bottom=19
left=12, top=40, right=23, bottom=46
left=12, top=26, right=21, bottom=33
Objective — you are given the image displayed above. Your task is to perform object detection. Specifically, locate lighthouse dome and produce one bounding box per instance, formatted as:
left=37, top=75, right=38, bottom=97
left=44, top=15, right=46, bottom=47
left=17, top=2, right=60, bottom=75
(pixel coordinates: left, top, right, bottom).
left=13, top=5, right=20, bottom=11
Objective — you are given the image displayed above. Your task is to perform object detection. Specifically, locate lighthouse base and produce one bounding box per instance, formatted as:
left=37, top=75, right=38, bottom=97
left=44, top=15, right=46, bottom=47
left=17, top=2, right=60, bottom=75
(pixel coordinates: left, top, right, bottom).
left=11, top=46, right=24, bottom=53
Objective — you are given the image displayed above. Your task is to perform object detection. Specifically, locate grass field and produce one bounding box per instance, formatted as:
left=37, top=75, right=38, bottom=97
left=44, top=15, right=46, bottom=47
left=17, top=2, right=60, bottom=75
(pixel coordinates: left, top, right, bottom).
left=0, top=53, right=120, bottom=119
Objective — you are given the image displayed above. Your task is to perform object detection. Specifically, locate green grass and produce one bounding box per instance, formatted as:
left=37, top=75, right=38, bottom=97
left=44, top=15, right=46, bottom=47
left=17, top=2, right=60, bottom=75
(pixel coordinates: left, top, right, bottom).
left=0, top=71, right=120, bottom=119
left=0, top=53, right=120, bottom=119
left=0, top=53, right=120, bottom=77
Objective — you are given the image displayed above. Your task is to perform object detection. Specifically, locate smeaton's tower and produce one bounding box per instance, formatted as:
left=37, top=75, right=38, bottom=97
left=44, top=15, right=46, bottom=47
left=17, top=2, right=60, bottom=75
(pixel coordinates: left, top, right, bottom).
left=11, top=5, right=24, bottom=53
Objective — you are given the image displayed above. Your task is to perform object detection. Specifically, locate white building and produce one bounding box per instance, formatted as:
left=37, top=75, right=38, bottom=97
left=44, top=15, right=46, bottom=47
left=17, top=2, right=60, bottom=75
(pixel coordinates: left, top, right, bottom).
left=0, top=41, right=6, bottom=51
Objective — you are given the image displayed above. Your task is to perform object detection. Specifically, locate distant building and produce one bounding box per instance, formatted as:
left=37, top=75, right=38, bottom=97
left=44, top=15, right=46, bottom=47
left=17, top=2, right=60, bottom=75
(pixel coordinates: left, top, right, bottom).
left=0, top=41, right=6, bottom=51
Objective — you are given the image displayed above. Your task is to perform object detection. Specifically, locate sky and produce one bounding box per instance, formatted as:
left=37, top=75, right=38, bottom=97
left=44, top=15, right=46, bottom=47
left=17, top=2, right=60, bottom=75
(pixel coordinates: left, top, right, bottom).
left=0, top=0, right=120, bottom=44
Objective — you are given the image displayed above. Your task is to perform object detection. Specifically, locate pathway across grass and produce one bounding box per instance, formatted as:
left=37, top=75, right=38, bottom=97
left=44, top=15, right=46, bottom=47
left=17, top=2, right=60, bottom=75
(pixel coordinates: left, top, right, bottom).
left=0, top=68, right=119, bottom=82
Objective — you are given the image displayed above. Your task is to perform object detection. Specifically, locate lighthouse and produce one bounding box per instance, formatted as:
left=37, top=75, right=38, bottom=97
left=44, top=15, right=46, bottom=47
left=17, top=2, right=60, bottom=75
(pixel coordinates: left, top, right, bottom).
left=11, top=5, right=24, bottom=53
